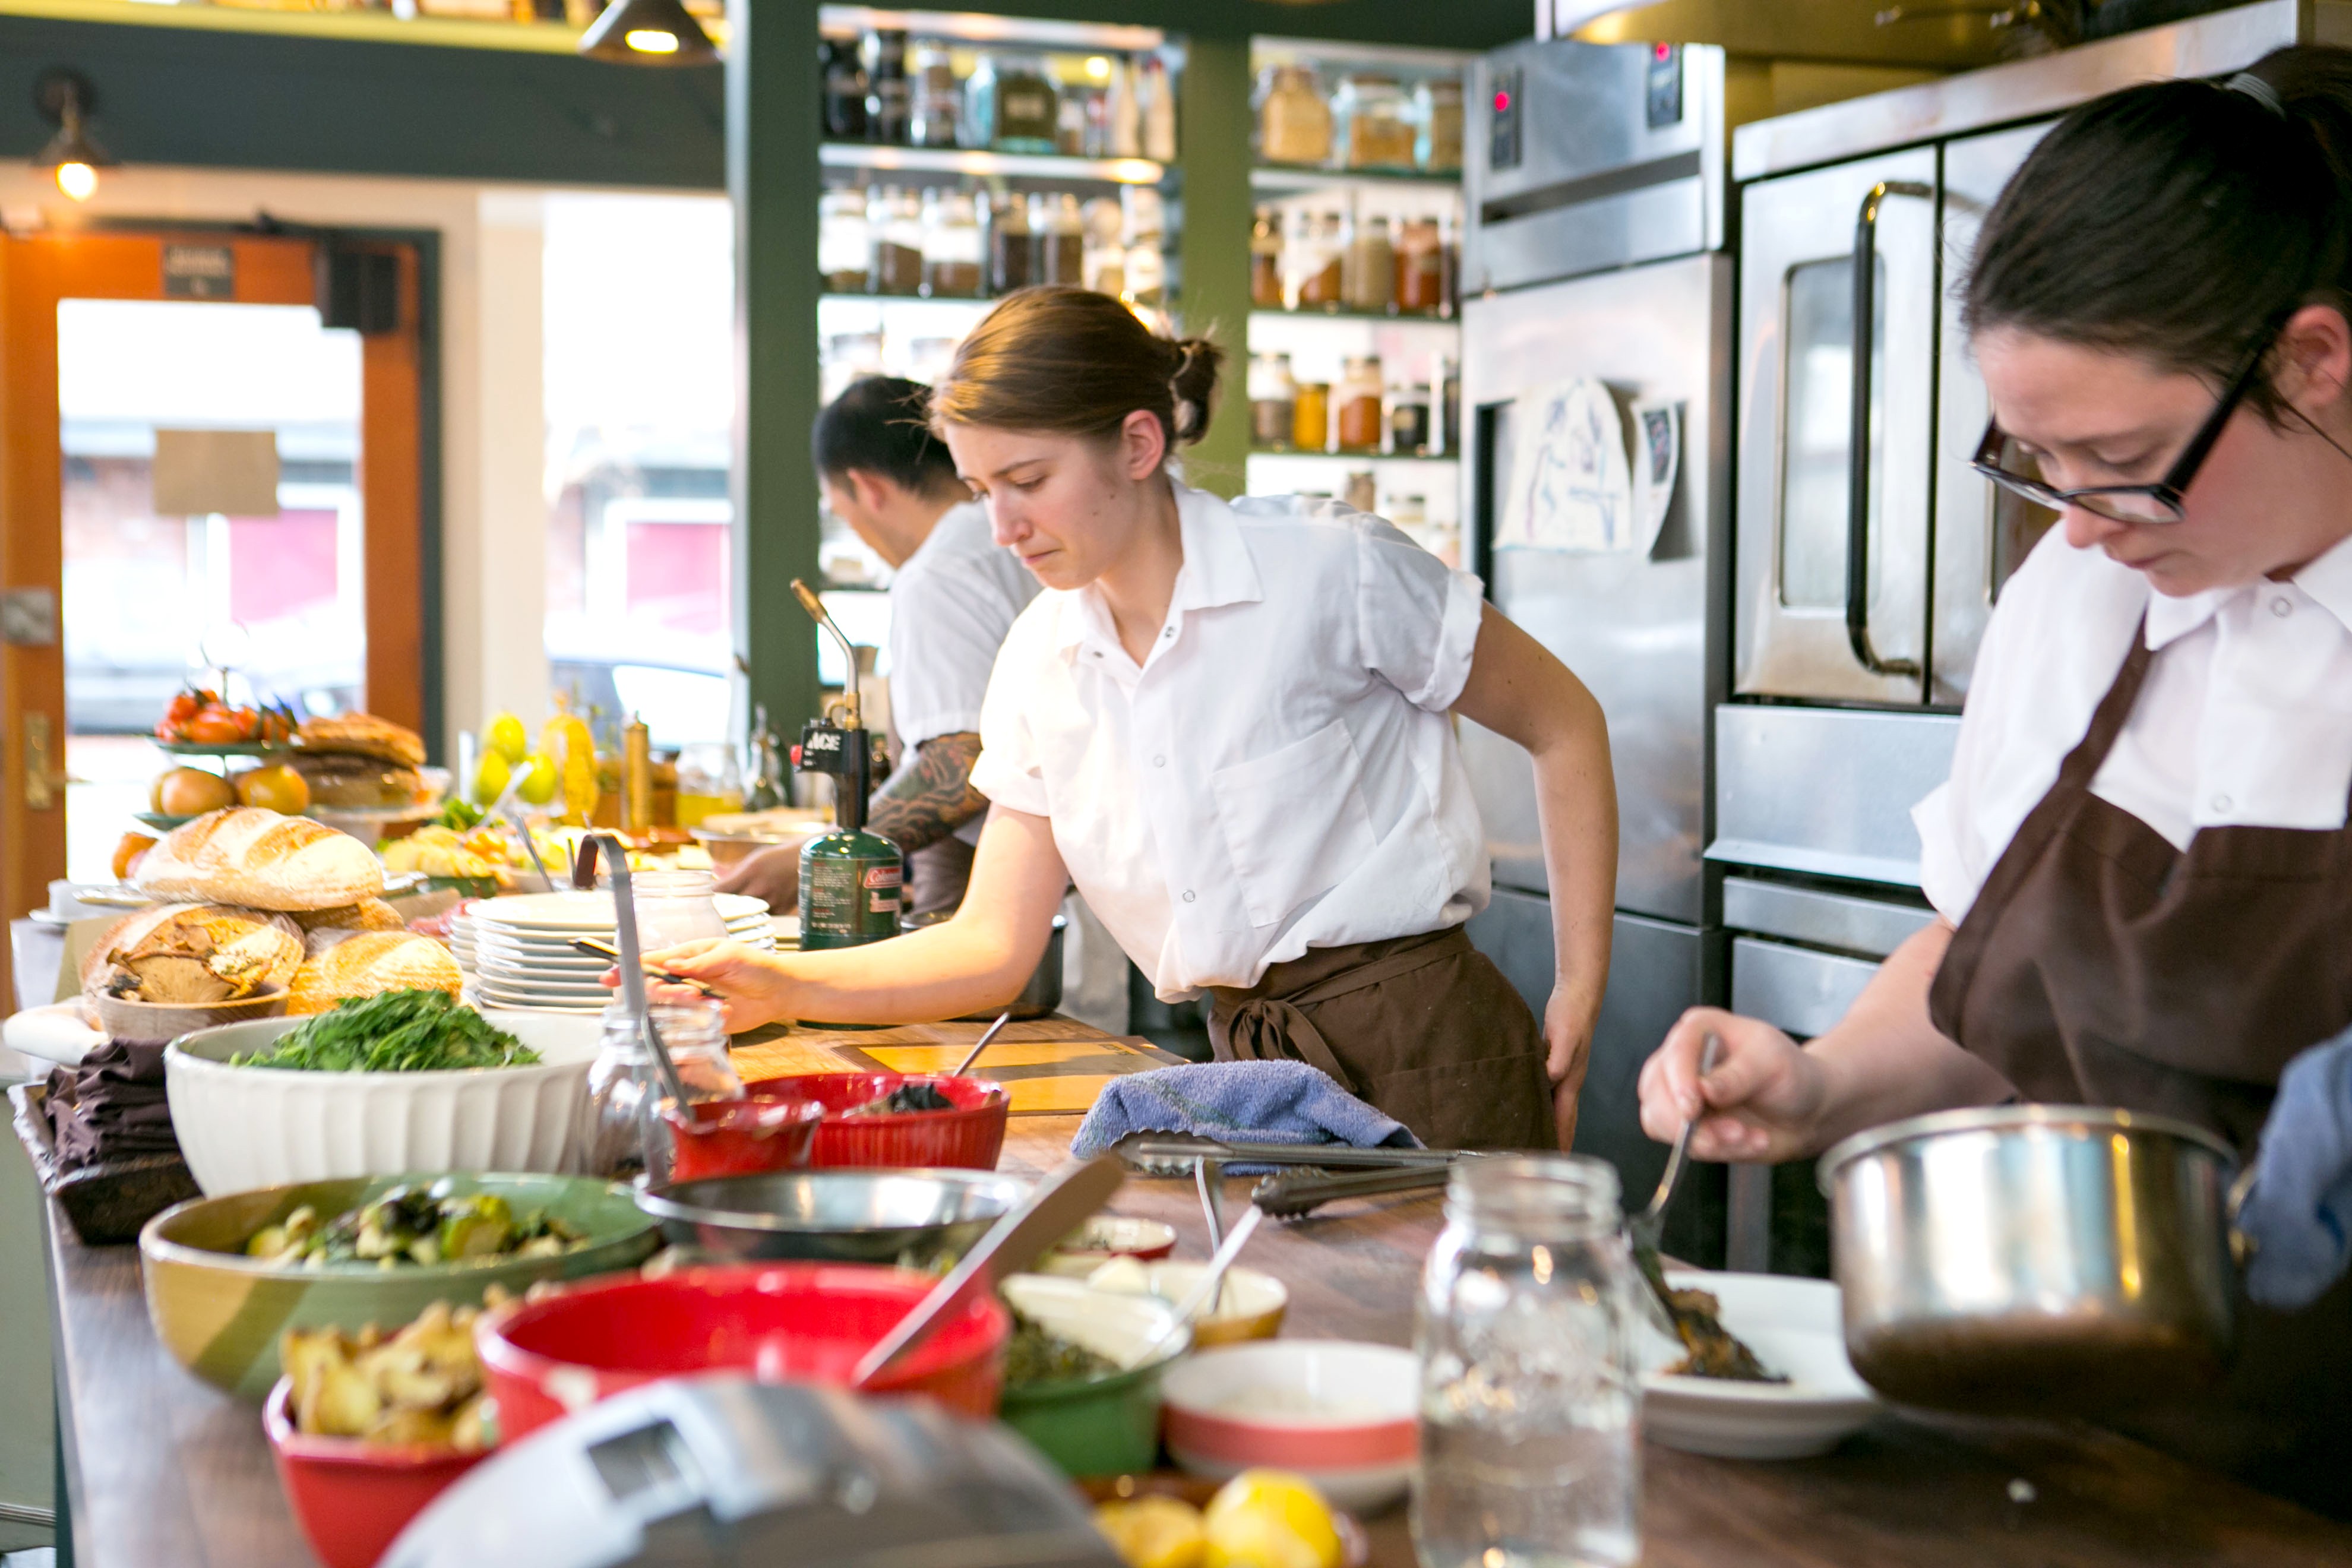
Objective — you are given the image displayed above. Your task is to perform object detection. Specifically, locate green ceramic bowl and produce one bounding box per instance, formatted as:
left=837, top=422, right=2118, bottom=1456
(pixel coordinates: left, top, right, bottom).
left=140, top=1172, right=660, bottom=1400
left=997, top=1273, right=1191, bottom=1478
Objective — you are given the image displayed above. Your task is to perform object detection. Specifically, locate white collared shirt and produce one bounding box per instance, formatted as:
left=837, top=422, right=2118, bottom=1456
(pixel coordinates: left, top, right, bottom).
left=885, top=500, right=1039, bottom=848
left=1914, top=527, right=2352, bottom=923
left=970, top=483, right=1491, bottom=998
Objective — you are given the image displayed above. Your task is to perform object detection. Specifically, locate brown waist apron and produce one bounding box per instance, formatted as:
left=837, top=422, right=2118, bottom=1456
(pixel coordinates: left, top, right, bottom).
left=1203, top=925, right=1554, bottom=1152
left=1927, top=612, right=2352, bottom=1519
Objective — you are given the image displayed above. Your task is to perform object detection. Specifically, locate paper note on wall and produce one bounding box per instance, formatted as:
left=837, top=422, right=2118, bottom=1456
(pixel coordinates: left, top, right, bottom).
left=1632, top=398, right=1681, bottom=556
left=1497, top=378, right=1636, bottom=554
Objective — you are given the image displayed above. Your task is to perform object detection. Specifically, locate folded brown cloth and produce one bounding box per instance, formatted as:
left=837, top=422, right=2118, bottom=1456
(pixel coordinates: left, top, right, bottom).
left=45, top=1039, right=181, bottom=1175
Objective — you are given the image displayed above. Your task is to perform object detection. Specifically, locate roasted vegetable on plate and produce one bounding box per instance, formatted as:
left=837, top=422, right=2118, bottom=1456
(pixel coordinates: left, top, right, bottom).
left=247, top=1180, right=586, bottom=1270
left=280, top=1296, right=500, bottom=1449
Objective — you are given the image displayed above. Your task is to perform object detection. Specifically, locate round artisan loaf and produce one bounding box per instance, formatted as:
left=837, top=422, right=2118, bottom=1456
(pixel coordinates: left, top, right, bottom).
left=80, top=903, right=305, bottom=998
left=286, top=931, right=463, bottom=1016
left=290, top=897, right=409, bottom=935
left=135, top=807, right=384, bottom=912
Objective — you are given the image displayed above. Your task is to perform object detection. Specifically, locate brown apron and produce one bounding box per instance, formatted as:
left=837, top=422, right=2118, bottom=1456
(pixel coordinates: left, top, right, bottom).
left=1205, top=925, right=1556, bottom=1151
left=1928, top=613, right=2352, bottom=1518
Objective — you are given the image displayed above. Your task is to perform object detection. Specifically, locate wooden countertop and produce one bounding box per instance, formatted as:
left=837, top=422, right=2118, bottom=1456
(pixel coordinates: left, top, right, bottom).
left=36, top=1017, right=2352, bottom=1566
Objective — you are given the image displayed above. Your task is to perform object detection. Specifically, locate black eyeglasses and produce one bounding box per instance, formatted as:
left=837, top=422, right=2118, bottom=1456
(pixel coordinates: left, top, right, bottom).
left=1972, top=317, right=2284, bottom=524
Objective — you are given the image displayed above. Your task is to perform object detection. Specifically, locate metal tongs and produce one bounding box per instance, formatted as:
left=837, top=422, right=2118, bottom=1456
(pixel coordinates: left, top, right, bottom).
left=1107, top=1132, right=1474, bottom=1226
left=580, top=833, right=693, bottom=1120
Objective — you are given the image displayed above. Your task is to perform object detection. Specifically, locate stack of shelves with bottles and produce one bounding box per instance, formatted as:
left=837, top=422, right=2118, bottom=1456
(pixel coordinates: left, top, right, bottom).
left=817, top=7, right=1181, bottom=601
left=1245, top=39, right=1468, bottom=567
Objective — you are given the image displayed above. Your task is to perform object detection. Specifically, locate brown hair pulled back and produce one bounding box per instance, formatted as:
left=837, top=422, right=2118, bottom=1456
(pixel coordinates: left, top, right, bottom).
left=928, top=286, right=1224, bottom=453
left=1964, top=45, right=2352, bottom=413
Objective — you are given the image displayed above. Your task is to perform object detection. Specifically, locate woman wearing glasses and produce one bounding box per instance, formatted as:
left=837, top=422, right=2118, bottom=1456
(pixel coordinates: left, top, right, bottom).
left=1639, top=48, right=2352, bottom=1513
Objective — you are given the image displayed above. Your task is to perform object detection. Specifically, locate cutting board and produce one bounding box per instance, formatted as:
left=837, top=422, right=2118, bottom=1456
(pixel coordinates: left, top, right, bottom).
left=729, top=1017, right=1182, bottom=1117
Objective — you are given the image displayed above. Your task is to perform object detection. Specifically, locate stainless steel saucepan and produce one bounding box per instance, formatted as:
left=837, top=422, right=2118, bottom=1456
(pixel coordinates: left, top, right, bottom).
left=1817, top=1104, right=2244, bottom=1413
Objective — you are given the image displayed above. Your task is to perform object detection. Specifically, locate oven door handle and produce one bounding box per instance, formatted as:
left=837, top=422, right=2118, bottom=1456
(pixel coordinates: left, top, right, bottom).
left=1847, top=179, right=1933, bottom=680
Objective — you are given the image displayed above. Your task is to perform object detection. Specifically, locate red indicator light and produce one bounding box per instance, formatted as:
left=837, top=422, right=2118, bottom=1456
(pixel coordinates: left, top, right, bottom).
left=1655, top=42, right=1671, bottom=60
left=1494, top=90, right=1511, bottom=112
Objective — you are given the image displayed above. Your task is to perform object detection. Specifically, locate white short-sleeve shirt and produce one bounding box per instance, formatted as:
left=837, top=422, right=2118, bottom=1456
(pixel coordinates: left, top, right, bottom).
left=970, top=483, right=1492, bottom=998
left=885, top=500, right=1039, bottom=847
left=1913, top=527, right=2352, bottom=924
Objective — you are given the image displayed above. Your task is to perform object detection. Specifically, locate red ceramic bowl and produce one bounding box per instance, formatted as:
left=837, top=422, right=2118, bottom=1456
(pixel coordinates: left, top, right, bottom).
left=744, top=1073, right=1009, bottom=1169
left=475, top=1262, right=1010, bottom=1442
left=663, top=1094, right=825, bottom=1183
left=262, top=1378, right=488, bottom=1568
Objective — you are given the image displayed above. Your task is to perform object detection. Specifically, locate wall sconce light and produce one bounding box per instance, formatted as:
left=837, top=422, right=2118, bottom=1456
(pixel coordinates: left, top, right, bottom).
left=577, top=0, right=719, bottom=65
left=34, top=69, right=113, bottom=203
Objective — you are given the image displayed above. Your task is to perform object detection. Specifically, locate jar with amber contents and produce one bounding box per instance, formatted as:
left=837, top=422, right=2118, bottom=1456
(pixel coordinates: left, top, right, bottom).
left=1337, top=355, right=1385, bottom=453
left=1292, top=381, right=1330, bottom=453
left=1397, top=217, right=1445, bottom=315
left=1416, top=76, right=1465, bottom=173
left=1335, top=74, right=1416, bottom=171
left=1291, top=210, right=1343, bottom=310
left=1258, top=64, right=1333, bottom=166
left=1250, top=206, right=1285, bottom=309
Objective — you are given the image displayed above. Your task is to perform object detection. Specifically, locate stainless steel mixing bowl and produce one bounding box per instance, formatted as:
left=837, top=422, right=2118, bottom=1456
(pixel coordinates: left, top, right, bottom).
left=636, top=1168, right=1028, bottom=1266
left=1817, top=1104, right=2239, bottom=1413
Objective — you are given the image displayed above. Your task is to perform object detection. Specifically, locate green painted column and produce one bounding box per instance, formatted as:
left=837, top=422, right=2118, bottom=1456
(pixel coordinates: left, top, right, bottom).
left=728, top=0, right=824, bottom=735
left=1176, top=33, right=1254, bottom=501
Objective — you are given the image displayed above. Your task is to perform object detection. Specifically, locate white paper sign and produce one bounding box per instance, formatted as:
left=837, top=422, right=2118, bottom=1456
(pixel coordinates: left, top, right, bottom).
left=1631, top=397, right=1681, bottom=556
left=1497, top=378, right=1636, bottom=554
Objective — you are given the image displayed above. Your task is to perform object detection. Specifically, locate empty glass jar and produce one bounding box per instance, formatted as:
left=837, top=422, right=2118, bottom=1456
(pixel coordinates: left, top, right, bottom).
left=577, top=1000, right=742, bottom=1184
left=1414, top=1156, right=1642, bottom=1568
left=1336, top=74, right=1416, bottom=170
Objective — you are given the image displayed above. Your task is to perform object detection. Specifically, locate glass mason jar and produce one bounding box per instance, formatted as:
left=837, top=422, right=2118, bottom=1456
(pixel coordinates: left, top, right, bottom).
left=1387, top=380, right=1431, bottom=456
left=1336, top=354, right=1385, bottom=453
left=867, top=186, right=925, bottom=296
left=675, top=739, right=746, bottom=829
left=577, top=1000, right=742, bottom=1184
left=1250, top=206, right=1285, bottom=309
left=1289, top=210, right=1343, bottom=310
left=1257, top=64, right=1333, bottom=166
left=625, top=867, right=729, bottom=951
left=973, top=52, right=1058, bottom=153
left=1417, top=75, right=1465, bottom=173
left=1248, top=352, right=1297, bottom=450
left=1342, top=213, right=1396, bottom=315
left=908, top=40, right=962, bottom=149
left=922, top=190, right=985, bottom=298
left=1414, top=1156, right=1642, bottom=1568
left=1335, top=73, right=1416, bottom=171
left=1038, top=191, right=1086, bottom=287
left=819, top=188, right=872, bottom=294
left=988, top=185, right=1034, bottom=295
left=1396, top=216, right=1445, bottom=315
left=1291, top=381, right=1330, bottom=453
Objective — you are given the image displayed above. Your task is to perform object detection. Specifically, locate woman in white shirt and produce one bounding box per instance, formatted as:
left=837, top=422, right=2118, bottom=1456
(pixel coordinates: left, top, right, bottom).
left=1635, top=49, right=2352, bottom=1515
left=652, top=286, right=1618, bottom=1150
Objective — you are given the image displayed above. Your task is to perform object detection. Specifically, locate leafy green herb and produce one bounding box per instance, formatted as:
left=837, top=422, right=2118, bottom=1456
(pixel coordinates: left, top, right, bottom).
left=233, top=990, right=540, bottom=1073
left=1004, top=1312, right=1117, bottom=1386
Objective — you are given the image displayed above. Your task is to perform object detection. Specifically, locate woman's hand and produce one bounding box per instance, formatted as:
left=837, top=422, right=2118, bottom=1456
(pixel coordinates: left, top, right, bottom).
left=1544, top=978, right=1602, bottom=1147
left=714, top=847, right=799, bottom=916
left=625, top=938, right=801, bottom=1034
left=2240, top=1026, right=2352, bottom=1310
left=1637, top=1007, right=1831, bottom=1165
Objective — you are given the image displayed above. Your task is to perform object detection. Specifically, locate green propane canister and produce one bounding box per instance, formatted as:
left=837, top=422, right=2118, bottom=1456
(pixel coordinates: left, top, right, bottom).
left=789, top=578, right=905, bottom=950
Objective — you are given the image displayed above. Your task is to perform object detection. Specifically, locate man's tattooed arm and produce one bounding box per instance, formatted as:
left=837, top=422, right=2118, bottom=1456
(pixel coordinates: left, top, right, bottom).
left=867, top=732, right=990, bottom=855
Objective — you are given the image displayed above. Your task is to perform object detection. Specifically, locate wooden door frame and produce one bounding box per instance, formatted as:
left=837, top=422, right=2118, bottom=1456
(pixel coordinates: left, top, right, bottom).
left=0, top=225, right=439, bottom=1010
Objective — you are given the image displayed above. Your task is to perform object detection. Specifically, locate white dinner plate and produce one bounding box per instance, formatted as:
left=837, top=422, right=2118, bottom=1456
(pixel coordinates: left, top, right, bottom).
left=473, top=973, right=613, bottom=998
left=1639, top=1270, right=1880, bottom=1460
left=472, top=892, right=771, bottom=931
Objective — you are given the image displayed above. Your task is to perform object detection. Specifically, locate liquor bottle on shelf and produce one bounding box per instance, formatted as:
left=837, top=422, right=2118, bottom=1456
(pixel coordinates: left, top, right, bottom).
left=864, top=29, right=911, bottom=145
left=823, top=39, right=869, bottom=141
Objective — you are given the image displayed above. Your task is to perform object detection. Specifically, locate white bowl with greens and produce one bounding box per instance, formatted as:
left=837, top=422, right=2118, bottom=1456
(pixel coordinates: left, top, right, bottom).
left=165, top=991, right=605, bottom=1195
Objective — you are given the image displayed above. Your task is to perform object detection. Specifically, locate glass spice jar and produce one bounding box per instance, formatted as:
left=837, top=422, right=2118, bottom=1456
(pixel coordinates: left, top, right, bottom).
left=1397, top=217, right=1445, bottom=315
left=922, top=190, right=985, bottom=298
left=1335, top=73, right=1417, bottom=170
left=1343, top=213, right=1397, bottom=315
left=1337, top=354, right=1385, bottom=453
left=1414, top=1156, right=1642, bottom=1568
left=1291, top=210, right=1343, bottom=310
left=1387, top=380, right=1431, bottom=456
left=1417, top=75, right=1465, bottom=173
left=1257, top=64, right=1333, bottom=166
left=867, top=186, right=924, bottom=296
left=1250, top=206, right=1285, bottom=310
left=819, top=188, right=871, bottom=294
left=1292, top=380, right=1330, bottom=453
left=1248, top=352, right=1297, bottom=450
left=577, top=1000, right=742, bottom=1186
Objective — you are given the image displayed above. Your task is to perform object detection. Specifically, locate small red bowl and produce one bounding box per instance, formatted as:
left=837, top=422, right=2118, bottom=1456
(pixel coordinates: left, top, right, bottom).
left=263, top=1378, right=488, bottom=1568
left=663, top=1094, right=825, bottom=1183
left=744, top=1073, right=1009, bottom=1169
left=475, top=1262, right=1010, bottom=1443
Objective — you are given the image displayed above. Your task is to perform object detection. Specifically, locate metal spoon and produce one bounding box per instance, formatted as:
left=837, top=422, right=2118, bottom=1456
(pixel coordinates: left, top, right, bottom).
left=950, top=1010, right=1014, bottom=1077
left=1145, top=1203, right=1264, bottom=1354
left=1629, top=1030, right=1722, bottom=1335
left=851, top=1154, right=1127, bottom=1389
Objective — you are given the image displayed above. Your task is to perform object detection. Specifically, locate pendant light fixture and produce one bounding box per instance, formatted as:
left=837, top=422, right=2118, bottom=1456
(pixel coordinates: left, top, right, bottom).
left=577, top=0, right=719, bottom=65
left=33, top=69, right=113, bottom=203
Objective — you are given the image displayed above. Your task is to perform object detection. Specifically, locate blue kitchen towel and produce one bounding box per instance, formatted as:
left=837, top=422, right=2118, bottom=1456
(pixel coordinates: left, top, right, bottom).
left=1070, top=1060, right=1423, bottom=1159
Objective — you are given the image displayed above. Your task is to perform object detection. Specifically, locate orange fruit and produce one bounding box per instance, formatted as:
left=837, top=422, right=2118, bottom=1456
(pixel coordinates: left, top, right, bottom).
left=153, top=767, right=235, bottom=816
left=234, top=763, right=310, bottom=815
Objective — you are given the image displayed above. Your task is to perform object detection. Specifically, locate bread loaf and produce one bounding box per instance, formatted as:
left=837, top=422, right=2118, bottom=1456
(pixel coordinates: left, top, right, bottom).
left=82, top=903, right=304, bottom=1001
left=286, top=932, right=463, bottom=1015
left=296, top=713, right=426, bottom=768
left=135, top=808, right=385, bottom=911
left=291, top=897, right=408, bottom=934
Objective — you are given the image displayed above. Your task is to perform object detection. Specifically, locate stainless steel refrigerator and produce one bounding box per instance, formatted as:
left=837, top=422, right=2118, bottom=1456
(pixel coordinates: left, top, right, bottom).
left=1458, top=36, right=1733, bottom=1262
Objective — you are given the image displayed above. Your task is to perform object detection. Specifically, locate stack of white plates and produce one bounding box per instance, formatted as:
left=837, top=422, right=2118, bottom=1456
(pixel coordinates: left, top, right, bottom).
left=454, top=891, right=776, bottom=1014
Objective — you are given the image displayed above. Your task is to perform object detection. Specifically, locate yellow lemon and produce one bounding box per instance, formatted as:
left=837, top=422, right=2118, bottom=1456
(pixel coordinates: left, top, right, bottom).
left=1203, top=1471, right=1341, bottom=1568
left=485, top=712, right=528, bottom=765
left=1093, top=1496, right=1207, bottom=1568
left=470, top=748, right=511, bottom=807
left=514, top=751, right=560, bottom=807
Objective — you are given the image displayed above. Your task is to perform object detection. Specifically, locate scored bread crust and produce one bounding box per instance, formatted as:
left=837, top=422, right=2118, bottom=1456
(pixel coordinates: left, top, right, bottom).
left=80, top=903, right=305, bottom=996
left=296, top=713, right=426, bottom=768
left=135, top=808, right=385, bottom=912
left=291, top=897, right=408, bottom=934
left=286, top=931, right=464, bottom=1015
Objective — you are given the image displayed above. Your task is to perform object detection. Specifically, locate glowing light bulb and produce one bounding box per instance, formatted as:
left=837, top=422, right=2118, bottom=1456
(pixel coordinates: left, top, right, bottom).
left=1085, top=55, right=1112, bottom=82
left=55, top=161, right=96, bottom=201
left=624, top=27, right=679, bottom=52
